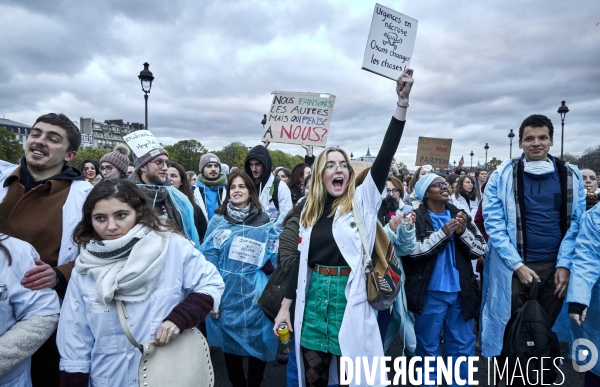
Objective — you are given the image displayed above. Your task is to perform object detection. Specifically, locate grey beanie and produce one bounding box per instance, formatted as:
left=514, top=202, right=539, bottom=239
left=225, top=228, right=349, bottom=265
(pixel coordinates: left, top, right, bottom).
left=199, top=153, right=221, bottom=173
left=100, top=144, right=130, bottom=175
left=133, top=147, right=169, bottom=170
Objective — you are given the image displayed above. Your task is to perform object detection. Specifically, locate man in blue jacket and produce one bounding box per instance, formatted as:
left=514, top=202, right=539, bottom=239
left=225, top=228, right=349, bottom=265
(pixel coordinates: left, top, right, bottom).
left=481, top=114, right=586, bottom=359
left=194, top=153, right=227, bottom=221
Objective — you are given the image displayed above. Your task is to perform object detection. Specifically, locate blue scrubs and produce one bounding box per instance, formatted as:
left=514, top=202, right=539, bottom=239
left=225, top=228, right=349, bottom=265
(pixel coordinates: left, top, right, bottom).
left=413, top=210, right=475, bottom=387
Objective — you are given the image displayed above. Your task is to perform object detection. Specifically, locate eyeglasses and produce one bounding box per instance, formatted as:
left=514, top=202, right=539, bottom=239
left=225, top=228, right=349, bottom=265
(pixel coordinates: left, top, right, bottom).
left=154, top=159, right=170, bottom=168
left=429, top=181, right=449, bottom=189
left=386, top=188, right=400, bottom=194
left=100, top=165, right=113, bottom=173
left=325, top=162, right=351, bottom=171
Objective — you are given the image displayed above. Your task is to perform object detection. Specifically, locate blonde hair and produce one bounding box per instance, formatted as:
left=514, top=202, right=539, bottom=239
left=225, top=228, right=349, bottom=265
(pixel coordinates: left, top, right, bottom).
left=301, top=148, right=356, bottom=228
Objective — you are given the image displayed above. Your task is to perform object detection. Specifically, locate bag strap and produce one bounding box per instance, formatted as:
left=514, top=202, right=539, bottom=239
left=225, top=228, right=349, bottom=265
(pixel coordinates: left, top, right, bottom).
left=352, top=196, right=373, bottom=275
left=116, top=300, right=143, bottom=353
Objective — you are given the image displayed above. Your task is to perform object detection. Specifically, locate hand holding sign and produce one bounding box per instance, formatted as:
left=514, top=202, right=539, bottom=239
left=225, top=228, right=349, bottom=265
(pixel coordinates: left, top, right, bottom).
left=396, top=68, right=414, bottom=105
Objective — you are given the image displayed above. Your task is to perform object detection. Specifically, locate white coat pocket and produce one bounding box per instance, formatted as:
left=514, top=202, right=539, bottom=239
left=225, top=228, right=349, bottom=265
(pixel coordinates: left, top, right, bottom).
left=83, top=294, right=118, bottom=354
left=149, top=286, right=180, bottom=331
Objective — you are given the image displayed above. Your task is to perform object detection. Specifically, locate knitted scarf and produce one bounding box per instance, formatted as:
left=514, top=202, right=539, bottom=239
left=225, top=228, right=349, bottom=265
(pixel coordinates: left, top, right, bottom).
left=130, top=171, right=184, bottom=232
left=75, top=224, right=170, bottom=304
left=197, top=173, right=227, bottom=187
left=226, top=201, right=251, bottom=223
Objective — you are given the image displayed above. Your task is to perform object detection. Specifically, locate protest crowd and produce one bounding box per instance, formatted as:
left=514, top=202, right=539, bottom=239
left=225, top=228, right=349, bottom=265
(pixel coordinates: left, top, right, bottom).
left=2, top=68, right=600, bottom=387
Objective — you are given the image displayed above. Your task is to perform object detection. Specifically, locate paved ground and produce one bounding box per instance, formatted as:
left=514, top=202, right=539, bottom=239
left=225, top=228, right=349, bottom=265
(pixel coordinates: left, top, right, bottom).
left=212, top=341, right=585, bottom=386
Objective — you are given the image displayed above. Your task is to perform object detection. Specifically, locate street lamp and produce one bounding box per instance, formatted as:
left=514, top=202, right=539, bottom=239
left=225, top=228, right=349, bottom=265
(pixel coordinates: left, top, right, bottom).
left=484, top=143, right=489, bottom=168
left=453, top=160, right=456, bottom=169
left=138, top=62, right=154, bottom=130
left=557, top=101, right=569, bottom=159
left=261, top=114, right=267, bottom=127
left=470, top=151, right=474, bottom=170
left=350, top=152, right=354, bottom=160
left=508, top=129, right=515, bottom=159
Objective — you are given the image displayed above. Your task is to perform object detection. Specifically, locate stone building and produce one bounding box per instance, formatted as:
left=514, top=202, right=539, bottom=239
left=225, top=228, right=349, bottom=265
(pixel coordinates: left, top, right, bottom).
left=79, top=118, right=144, bottom=149
left=0, top=118, right=31, bottom=147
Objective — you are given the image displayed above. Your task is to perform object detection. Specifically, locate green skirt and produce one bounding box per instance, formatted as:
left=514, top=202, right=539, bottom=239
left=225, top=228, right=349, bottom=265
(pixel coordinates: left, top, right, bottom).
left=300, top=265, right=350, bottom=356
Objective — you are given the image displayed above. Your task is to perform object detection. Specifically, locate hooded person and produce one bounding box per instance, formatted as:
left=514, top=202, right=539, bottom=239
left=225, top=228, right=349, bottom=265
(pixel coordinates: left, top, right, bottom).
left=194, top=153, right=227, bottom=221
left=126, top=132, right=200, bottom=249
left=244, top=145, right=292, bottom=225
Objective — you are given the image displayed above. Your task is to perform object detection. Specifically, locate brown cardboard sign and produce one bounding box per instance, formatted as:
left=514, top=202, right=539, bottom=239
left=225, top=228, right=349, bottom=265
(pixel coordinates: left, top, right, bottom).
left=415, top=137, right=452, bottom=168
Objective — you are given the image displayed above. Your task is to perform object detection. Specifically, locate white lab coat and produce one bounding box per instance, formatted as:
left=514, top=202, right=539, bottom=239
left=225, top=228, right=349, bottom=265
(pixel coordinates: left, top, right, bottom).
left=294, top=172, right=386, bottom=387
left=0, top=237, right=60, bottom=387
left=57, top=234, right=225, bottom=387
left=0, top=161, right=92, bottom=266
left=258, top=174, right=292, bottom=225
left=449, top=193, right=479, bottom=221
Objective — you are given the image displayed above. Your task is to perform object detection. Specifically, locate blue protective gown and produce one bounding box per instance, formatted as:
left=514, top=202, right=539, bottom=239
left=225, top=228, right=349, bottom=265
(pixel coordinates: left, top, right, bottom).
left=201, top=214, right=279, bottom=362
left=481, top=157, right=585, bottom=357
left=566, top=203, right=600, bottom=376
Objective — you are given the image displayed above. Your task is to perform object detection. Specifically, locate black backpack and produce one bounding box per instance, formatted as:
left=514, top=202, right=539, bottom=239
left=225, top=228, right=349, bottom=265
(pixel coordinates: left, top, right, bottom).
left=498, top=281, right=561, bottom=385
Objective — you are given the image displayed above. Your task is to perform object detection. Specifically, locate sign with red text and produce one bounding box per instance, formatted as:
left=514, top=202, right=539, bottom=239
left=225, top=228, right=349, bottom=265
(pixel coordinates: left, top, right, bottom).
left=362, top=4, right=418, bottom=81
left=261, top=91, right=336, bottom=147
left=415, top=137, right=452, bottom=168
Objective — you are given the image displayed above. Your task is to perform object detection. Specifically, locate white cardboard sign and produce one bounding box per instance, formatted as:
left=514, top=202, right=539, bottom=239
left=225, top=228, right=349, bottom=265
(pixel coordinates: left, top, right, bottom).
left=261, top=91, right=336, bottom=148
left=362, top=4, right=418, bottom=81
left=228, top=236, right=266, bottom=266
left=123, top=130, right=162, bottom=158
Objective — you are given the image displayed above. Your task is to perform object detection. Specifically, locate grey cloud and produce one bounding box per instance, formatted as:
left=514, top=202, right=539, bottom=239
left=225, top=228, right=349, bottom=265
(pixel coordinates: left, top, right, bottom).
left=1, top=0, right=599, bottom=169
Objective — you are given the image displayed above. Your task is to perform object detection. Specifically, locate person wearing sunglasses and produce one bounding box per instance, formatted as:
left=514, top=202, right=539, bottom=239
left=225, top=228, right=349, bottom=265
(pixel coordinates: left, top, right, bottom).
left=402, top=174, right=486, bottom=386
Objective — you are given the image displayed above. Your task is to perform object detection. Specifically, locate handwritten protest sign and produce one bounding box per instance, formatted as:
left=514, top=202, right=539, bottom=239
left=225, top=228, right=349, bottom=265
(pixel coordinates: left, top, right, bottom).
left=229, top=236, right=266, bottom=266
left=350, top=161, right=373, bottom=175
left=123, top=130, right=162, bottom=158
left=415, top=137, right=452, bottom=169
left=362, top=4, right=418, bottom=81
left=262, top=91, right=336, bottom=147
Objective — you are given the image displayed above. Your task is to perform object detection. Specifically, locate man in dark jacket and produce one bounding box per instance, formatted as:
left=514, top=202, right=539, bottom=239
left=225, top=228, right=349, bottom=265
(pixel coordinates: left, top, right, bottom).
left=244, top=145, right=292, bottom=224
left=402, top=173, right=486, bottom=386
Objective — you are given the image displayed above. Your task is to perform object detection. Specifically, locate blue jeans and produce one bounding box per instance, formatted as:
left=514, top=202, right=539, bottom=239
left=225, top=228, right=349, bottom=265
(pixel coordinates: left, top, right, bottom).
left=413, top=291, right=475, bottom=387
left=286, top=334, right=299, bottom=387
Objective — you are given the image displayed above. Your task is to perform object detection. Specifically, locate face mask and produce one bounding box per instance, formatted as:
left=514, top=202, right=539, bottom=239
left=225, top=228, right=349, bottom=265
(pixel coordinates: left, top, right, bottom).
left=523, top=159, right=555, bottom=175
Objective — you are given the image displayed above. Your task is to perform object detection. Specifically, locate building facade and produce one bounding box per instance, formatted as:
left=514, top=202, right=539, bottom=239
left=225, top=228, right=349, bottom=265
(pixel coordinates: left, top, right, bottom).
left=79, top=118, right=144, bottom=149
left=0, top=118, right=31, bottom=147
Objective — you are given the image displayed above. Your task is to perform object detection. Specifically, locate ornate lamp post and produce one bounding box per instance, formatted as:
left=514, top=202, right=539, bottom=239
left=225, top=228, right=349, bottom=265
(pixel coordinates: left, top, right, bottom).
left=508, top=129, right=515, bottom=158
left=484, top=143, right=489, bottom=168
left=557, top=101, right=569, bottom=159
left=470, top=151, right=474, bottom=171
left=138, top=63, right=154, bottom=130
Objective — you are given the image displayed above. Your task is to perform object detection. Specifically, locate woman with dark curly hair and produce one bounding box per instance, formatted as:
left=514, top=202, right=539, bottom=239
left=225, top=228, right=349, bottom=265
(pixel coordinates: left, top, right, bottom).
left=78, top=159, right=102, bottom=186
left=288, top=163, right=312, bottom=205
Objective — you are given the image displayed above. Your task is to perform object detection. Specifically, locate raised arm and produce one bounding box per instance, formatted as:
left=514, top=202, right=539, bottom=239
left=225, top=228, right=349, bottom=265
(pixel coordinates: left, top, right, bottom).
left=371, top=69, right=413, bottom=192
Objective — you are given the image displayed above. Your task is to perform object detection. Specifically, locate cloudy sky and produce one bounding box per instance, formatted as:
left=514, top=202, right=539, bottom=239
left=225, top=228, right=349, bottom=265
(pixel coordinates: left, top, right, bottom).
left=1, top=0, right=599, bottom=169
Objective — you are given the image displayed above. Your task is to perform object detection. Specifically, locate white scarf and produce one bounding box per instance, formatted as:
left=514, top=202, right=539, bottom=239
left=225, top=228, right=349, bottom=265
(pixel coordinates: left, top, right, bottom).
left=523, top=159, right=555, bottom=175
left=75, top=224, right=170, bottom=304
